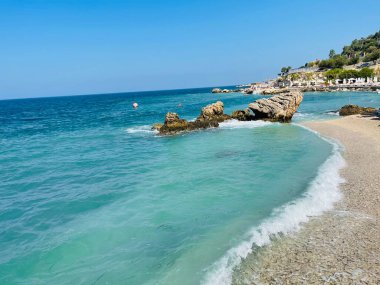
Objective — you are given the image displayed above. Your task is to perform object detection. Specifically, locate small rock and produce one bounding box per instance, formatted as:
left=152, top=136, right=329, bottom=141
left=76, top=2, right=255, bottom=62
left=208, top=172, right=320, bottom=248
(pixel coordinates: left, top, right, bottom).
left=338, top=105, right=377, bottom=116
left=212, top=88, right=222, bottom=93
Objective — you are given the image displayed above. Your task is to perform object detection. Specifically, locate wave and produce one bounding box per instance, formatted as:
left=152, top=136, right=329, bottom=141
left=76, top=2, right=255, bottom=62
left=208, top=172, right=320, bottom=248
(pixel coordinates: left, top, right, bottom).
left=325, top=110, right=340, bottom=116
left=293, top=112, right=312, bottom=118
left=219, top=119, right=272, bottom=129
left=202, top=132, right=345, bottom=285
left=126, top=125, right=158, bottom=134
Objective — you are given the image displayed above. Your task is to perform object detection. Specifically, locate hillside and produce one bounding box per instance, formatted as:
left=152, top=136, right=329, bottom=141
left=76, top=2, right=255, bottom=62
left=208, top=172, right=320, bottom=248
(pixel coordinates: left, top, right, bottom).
left=313, top=30, right=380, bottom=69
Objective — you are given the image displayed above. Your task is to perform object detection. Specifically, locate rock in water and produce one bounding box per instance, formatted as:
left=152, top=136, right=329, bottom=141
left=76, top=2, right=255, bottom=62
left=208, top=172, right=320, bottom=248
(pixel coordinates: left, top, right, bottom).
left=164, top=112, right=180, bottom=124
left=159, top=112, right=190, bottom=134
left=248, top=90, right=303, bottom=122
left=156, top=101, right=231, bottom=135
left=212, top=88, right=222, bottom=93
left=231, top=109, right=255, bottom=121
left=339, top=105, right=377, bottom=116
left=197, top=101, right=231, bottom=122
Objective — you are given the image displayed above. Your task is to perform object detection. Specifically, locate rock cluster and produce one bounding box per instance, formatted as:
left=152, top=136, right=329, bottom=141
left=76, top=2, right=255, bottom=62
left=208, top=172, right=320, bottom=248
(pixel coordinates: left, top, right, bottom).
left=156, top=101, right=230, bottom=135
left=212, top=88, right=243, bottom=93
left=339, top=104, right=378, bottom=116
left=212, top=88, right=222, bottom=93
left=248, top=90, right=303, bottom=122
left=153, top=91, right=304, bottom=135
left=157, top=112, right=219, bottom=135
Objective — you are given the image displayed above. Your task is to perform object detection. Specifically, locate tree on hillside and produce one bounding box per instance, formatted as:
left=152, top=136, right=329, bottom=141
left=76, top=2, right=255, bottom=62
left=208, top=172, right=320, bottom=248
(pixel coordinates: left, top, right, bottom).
left=319, top=55, right=347, bottom=69
left=280, top=66, right=292, bottom=76
left=358, top=67, right=374, bottom=78
left=325, top=68, right=343, bottom=80
left=363, top=50, right=380, bottom=62
left=329, top=49, right=336, bottom=58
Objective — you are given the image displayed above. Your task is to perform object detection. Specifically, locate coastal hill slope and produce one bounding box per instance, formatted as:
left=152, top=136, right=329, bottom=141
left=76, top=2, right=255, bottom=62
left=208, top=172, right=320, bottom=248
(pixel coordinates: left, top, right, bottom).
left=213, top=30, right=380, bottom=95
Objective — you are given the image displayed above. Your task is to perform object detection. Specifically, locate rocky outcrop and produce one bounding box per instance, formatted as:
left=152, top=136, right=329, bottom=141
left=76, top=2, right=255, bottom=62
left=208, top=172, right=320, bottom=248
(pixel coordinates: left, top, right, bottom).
left=158, top=113, right=219, bottom=135
left=248, top=90, right=303, bottom=122
left=261, top=88, right=290, bottom=95
left=339, top=105, right=377, bottom=116
left=197, top=101, right=231, bottom=122
left=157, top=101, right=230, bottom=135
left=158, top=112, right=190, bottom=134
left=231, top=109, right=255, bottom=121
left=155, top=92, right=305, bottom=135
left=212, top=88, right=222, bottom=93
left=212, top=88, right=243, bottom=93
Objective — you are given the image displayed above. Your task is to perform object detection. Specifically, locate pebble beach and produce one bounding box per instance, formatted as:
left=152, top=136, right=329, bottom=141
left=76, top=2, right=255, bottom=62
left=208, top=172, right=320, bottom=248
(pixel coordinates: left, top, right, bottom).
left=233, top=115, right=380, bottom=284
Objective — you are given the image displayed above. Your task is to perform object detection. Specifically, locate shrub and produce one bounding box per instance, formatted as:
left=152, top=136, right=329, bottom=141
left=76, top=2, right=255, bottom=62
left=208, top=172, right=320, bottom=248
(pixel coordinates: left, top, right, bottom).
left=363, top=49, right=380, bottom=62
left=338, top=69, right=359, bottom=79
left=325, top=68, right=343, bottom=80
left=358, top=67, right=374, bottom=78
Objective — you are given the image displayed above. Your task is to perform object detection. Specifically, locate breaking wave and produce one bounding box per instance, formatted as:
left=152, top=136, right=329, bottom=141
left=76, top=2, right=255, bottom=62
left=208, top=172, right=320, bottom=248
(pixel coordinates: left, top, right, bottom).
left=126, top=125, right=158, bottom=134
left=202, top=130, right=346, bottom=285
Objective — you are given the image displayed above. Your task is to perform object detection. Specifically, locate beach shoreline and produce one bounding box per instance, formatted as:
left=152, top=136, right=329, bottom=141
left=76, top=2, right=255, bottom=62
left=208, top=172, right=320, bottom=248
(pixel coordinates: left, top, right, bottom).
left=233, top=115, right=380, bottom=284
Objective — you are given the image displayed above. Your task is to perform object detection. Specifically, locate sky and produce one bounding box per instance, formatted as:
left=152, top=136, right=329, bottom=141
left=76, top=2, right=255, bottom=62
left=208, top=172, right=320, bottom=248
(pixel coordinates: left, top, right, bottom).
left=0, top=0, right=379, bottom=99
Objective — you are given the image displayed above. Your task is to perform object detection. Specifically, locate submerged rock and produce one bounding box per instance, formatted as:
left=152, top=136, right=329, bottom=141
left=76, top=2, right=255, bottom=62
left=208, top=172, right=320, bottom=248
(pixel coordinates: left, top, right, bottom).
left=231, top=109, right=255, bottom=121
left=339, top=105, right=377, bottom=116
left=248, top=90, right=303, bottom=122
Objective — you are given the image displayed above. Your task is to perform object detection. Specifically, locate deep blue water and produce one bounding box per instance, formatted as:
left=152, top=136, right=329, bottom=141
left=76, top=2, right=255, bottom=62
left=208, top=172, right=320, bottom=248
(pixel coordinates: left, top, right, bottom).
left=0, top=88, right=379, bottom=285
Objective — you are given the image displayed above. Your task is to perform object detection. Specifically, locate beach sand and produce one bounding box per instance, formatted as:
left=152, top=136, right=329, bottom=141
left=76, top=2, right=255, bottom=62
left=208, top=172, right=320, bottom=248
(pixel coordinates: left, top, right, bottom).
left=233, top=115, right=380, bottom=285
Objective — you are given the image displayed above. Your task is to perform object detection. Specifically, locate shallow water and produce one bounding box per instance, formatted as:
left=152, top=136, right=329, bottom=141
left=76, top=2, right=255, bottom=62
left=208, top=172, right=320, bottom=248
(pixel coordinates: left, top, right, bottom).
left=0, top=89, right=379, bottom=284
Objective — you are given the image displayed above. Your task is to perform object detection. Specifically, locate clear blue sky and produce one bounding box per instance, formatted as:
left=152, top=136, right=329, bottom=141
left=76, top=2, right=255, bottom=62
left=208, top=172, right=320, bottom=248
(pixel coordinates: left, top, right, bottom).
left=0, top=0, right=379, bottom=99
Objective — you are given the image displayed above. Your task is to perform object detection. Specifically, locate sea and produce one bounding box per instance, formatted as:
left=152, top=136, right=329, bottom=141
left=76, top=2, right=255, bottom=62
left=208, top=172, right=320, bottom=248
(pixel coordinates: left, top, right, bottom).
left=1, top=88, right=380, bottom=285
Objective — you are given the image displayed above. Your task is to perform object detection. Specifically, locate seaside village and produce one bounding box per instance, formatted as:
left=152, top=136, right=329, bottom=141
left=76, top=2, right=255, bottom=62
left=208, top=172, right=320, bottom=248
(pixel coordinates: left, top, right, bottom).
left=213, top=59, right=380, bottom=95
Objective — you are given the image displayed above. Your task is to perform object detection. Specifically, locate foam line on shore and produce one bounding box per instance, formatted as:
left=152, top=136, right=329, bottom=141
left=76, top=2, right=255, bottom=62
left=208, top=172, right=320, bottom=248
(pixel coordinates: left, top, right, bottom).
left=202, top=127, right=346, bottom=285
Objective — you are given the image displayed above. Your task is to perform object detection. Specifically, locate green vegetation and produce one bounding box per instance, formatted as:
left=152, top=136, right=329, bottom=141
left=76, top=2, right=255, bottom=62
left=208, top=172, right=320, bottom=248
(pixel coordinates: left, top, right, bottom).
left=329, top=49, right=336, bottom=58
left=363, top=49, right=380, bottom=62
left=324, top=68, right=374, bottom=80
left=342, top=31, right=380, bottom=59
left=317, top=30, right=380, bottom=69
left=280, top=66, right=292, bottom=76
left=318, top=55, right=347, bottom=69
left=290, top=73, right=300, bottom=81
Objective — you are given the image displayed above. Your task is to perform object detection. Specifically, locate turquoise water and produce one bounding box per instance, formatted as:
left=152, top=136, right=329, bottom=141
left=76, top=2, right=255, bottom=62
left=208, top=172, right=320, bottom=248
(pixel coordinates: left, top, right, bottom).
left=0, top=89, right=379, bottom=285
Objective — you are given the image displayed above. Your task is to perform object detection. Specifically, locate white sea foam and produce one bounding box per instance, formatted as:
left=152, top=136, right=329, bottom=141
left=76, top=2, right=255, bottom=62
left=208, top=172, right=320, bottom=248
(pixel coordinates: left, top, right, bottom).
left=202, top=132, right=346, bottom=285
left=219, top=119, right=272, bottom=129
left=293, top=112, right=312, bottom=118
left=126, top=125, right=158, bottom=134
left=325, top=111, right=340, bottom=116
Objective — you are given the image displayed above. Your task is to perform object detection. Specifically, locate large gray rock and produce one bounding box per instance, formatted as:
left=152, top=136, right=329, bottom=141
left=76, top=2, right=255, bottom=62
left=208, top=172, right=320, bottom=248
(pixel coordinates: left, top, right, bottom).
left=248, top=90, right=303, bottom=122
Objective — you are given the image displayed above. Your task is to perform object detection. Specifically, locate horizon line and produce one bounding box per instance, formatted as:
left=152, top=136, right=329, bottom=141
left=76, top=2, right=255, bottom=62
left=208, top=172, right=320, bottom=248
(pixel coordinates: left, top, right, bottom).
left=0, top=83, right=242, bottom=102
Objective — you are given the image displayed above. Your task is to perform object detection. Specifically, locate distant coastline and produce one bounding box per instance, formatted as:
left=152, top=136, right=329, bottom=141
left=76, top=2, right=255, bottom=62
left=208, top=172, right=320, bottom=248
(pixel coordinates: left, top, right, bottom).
left=214, top=30, right=380, bottom=96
